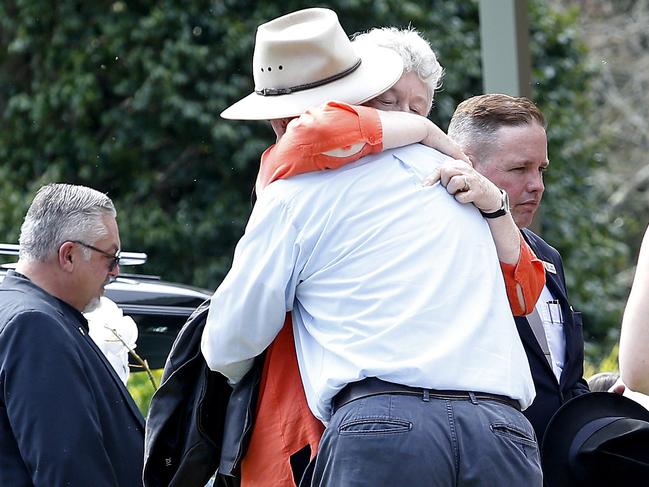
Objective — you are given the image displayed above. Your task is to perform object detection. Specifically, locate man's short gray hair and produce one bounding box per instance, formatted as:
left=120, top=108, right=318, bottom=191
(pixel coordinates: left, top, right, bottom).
left=447, top=94, right=546, bottom=162
left=19, top=183, right=117, bottom=262
left=353, top=26, right=443, bottom=108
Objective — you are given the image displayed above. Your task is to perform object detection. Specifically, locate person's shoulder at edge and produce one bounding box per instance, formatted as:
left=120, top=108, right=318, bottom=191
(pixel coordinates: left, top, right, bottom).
left=390, top=142, right=453, bottom=162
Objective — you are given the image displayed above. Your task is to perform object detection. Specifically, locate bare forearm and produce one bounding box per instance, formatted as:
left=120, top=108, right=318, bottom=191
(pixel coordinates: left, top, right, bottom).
left=486, top=214, right=521, bottom=265
left=379, top=111, right=469, bottom=163
left=620, top=226, right=649, bottom=394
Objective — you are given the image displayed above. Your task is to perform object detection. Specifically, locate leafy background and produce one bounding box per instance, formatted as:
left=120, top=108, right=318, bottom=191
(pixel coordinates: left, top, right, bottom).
left=1, top=0, right=639, bottom=408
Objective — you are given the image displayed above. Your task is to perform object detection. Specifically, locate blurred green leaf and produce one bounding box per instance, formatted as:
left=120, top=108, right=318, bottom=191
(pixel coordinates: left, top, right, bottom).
left=0, top=0, right=629, bottom=365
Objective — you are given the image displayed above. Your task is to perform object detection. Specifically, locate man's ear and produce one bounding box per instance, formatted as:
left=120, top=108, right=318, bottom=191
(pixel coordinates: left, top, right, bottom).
left=270, top=117, right=295, bottom=140
left=58, top=241, right=76, bottom=271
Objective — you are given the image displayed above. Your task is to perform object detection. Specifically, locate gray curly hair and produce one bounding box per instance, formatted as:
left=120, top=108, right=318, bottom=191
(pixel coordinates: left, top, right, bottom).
left=353, top=26, right=443, bottom=111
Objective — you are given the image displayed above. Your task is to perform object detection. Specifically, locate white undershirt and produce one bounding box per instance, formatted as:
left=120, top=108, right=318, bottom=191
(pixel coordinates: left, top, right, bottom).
left=536, top=285, right=566, bottom=382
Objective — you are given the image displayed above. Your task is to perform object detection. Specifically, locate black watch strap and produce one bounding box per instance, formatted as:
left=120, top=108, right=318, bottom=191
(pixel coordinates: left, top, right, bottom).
left=479, top=189, right=509, bottom=219
left=479, top=207, right=508, bottom=219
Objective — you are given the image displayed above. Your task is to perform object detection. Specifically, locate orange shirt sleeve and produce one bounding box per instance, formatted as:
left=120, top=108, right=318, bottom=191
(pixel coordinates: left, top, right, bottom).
left=256, top=101, right=383, bottom=193
left=500, top=237, right=546, bottom=316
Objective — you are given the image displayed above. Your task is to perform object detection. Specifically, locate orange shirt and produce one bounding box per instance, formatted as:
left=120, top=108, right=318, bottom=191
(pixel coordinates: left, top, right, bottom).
left=256, top=101, right=383, bottom=194
left=240, top=316, right=323, bottom=487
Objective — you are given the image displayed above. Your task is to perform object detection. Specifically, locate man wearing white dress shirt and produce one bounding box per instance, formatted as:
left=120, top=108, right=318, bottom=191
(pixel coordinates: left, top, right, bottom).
left=202, top=8, right=542, bottom=486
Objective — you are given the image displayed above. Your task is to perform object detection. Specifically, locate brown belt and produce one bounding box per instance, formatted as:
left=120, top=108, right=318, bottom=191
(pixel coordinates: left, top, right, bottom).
left=332, top=377, right=521, bottom=414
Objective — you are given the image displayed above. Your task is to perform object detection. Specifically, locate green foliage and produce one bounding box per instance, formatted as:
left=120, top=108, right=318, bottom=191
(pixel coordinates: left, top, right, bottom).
left=528, top=3, right=629, bottom=357
left=584, top=344, right=619, bottom=380
left=127, top=369, right=163, bottom=417
left=0, top=0, right=629, bottom=363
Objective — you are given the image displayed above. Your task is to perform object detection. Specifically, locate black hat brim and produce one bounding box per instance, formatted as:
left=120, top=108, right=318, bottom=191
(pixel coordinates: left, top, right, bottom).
left=541, top=392, right=649, bottom=487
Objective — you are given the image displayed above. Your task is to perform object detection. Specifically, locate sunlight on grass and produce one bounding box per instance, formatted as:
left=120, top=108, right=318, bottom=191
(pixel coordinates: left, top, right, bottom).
left=584, top=344, right=619, bottom=380
left=127, top=369, right=163, bottom=416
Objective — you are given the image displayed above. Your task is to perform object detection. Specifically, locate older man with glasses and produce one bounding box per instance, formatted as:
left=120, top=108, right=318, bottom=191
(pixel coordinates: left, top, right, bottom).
left=0, top=183, right=145, bottom=487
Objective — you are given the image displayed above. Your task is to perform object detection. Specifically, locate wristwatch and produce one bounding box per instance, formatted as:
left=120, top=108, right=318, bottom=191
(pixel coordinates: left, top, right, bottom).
left=480, top=188, right=510, bottom=219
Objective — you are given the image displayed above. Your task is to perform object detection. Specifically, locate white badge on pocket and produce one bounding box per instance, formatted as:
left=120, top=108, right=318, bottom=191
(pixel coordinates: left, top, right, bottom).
left=543, top=261, right=557, bottom=274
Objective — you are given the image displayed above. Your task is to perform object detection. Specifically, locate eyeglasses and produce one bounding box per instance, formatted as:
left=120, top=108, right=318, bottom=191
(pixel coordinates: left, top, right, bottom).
left=72, top=240, right=121, bottom=272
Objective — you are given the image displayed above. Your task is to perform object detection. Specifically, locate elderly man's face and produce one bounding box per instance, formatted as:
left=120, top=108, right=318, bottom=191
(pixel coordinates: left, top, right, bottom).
left=270, top=71, right=431, bottom=141
left=77, top=215, right=121, bottom=312
left=473, top=122, right=549, bottom=229
left=365, top=71, right=432, bottom=116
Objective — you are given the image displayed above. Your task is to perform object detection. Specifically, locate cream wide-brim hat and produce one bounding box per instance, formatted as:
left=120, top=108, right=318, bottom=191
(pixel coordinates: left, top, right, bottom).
left=221, top=8, right=404, bottom=120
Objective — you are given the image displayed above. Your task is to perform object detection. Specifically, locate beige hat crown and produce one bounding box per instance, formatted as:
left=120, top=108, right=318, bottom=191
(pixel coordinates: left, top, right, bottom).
left=253, top=9, right=361, bottom=95
left=221, top=8, right=403, bottom=120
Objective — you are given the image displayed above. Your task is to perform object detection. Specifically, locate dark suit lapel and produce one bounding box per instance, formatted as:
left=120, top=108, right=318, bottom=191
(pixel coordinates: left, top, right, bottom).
left=521, top=231, right=568, bottom=303
left=543, top=268, right=567, bottom=303
left=521, top=231, right=578, bottom=388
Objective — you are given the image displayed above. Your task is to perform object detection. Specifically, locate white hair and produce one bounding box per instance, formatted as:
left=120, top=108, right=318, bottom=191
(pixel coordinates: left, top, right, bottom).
left=353, top=26, right=443, bottom=105
left=19, top=183, right=116, bottom=262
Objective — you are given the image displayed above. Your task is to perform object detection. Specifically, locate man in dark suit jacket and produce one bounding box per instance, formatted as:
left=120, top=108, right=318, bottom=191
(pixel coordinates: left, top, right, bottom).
left=517, top=228, right=589, bottom=441
left=448, top=94, right=589, bottom=444
left=0, top=183, right=145, bottom=487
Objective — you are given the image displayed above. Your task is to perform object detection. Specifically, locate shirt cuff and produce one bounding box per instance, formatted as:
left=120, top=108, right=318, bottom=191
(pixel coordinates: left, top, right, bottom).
left=500, top=238, right=546, bottom=316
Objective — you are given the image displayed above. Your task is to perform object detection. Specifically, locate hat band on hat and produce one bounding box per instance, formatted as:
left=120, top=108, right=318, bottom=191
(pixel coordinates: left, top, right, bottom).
left=568, top=416, right=625, bottom=482
left=255, top=58, right=362, bottom=97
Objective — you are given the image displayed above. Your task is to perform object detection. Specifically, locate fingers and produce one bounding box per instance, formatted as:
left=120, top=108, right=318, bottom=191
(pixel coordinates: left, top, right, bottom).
left=423, top=162, right=502, bottom=212
left=423, top=163, right=479, bottom=200
left=453, top=189, right=475, bottom=205
left=422, top=169, right=468, bottom=193
left=609, top=378, right=626, bottom=395
left=446, top=174, right=469, bottom=195
left=422, top=167, right=441, bottom=187
left=437, top=164, right=472, bottom=192
left=422, top=157, right=471, bottom=187
left=443, top=160, right=474, bottom=176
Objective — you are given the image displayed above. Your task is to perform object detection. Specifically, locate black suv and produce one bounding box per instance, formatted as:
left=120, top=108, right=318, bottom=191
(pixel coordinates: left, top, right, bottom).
left=0, top=244, right=211, bottom=369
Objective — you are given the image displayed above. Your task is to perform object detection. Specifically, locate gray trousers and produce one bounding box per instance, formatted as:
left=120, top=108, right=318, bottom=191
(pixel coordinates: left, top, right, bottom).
left=308, top=393, right=542, bottom=486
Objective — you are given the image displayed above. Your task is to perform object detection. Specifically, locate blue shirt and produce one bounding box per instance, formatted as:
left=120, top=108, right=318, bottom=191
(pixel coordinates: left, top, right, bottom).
left=202, top=144, right=535, bottom=421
